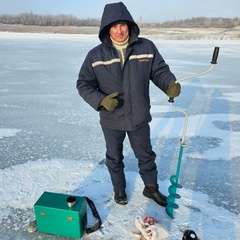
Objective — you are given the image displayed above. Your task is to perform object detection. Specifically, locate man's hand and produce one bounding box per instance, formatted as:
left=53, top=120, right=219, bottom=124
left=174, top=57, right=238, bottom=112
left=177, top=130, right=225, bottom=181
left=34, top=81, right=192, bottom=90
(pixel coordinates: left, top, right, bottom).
left=100, top=92, right=119, bottom=111
left=166, top=80, right=181, bottom=98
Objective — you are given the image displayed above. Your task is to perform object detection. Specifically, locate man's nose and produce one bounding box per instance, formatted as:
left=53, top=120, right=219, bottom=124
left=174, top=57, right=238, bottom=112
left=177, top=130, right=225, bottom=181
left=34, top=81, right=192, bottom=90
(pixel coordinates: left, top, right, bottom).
left=116, top=26, right=122, bottom=33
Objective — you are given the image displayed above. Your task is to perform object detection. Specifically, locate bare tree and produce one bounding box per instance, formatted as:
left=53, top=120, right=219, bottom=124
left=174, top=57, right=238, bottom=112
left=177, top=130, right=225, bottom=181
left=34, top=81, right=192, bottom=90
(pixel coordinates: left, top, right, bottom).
left=0, top=13, right=239, bottom=28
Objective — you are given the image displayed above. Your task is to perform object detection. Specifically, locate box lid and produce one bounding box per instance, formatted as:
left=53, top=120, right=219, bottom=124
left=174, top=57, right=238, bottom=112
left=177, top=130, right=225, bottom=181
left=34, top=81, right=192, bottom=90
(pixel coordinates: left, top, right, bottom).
left=34, top=191, right=86, bottom=212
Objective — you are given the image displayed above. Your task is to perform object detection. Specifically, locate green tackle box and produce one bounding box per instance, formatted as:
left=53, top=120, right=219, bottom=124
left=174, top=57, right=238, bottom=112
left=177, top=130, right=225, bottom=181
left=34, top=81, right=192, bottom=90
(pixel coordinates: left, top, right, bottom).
left=34, top=191, right=87, bottom=239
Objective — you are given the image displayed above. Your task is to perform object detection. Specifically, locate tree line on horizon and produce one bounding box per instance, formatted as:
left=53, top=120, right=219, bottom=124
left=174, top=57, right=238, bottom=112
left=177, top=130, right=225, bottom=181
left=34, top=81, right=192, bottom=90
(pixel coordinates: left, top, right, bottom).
left=0, top=12, right=239, bottom=28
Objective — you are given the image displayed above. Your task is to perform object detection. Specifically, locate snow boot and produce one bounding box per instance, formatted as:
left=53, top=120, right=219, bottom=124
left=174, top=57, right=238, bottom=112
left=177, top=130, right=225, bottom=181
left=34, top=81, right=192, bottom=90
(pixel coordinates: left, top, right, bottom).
left=143, top=184, right=167, bottom=207
left=114, top=190, right=128, bottom=205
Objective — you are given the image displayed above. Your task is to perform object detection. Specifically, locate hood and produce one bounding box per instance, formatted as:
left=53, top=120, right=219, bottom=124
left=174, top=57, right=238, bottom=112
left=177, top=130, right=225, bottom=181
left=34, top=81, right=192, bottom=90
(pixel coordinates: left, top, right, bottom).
left=98, top=2, right=140, bottom=43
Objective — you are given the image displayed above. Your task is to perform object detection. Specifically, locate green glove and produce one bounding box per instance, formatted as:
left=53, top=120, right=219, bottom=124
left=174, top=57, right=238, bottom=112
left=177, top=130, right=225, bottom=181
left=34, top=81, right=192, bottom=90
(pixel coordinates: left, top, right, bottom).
left=166, top=80, right=181, bottom=98
left=100, top=92, right=119, bottom=111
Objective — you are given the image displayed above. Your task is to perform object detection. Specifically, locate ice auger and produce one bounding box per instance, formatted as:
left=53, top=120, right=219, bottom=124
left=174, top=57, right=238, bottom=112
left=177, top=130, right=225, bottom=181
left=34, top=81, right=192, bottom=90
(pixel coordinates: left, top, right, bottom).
left=165, top=47, right=220, bottom=219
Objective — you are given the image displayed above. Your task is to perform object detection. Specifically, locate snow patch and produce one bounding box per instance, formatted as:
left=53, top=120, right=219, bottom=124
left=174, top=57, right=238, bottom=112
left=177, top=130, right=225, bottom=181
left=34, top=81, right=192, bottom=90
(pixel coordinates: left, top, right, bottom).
left=0, top=159, right=240, bottom=239
left=0, top=128, right=21, bottom=139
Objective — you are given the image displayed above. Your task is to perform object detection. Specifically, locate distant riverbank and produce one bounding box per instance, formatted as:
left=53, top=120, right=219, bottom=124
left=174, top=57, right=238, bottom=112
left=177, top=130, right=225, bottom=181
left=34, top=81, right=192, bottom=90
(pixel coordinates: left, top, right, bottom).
left=0, top=24, right=240, bottom=40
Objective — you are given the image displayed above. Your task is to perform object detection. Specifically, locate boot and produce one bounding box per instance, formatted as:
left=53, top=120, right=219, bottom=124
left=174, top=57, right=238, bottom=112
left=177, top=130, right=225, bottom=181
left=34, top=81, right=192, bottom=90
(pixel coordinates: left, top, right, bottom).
left=143, top=184, right=167, bottom=207
left=114, top=190, right=128, bottom=205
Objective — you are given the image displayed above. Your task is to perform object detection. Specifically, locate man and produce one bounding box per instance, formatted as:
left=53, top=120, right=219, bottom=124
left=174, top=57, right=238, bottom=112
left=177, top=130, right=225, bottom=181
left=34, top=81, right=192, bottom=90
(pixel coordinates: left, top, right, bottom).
left=76, top=2, right=180, bottom=206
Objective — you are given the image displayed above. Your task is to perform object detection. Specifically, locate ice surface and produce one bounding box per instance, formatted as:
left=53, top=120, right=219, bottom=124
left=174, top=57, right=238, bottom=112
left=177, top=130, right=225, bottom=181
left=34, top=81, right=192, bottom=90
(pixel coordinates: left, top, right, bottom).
left=0, top=32, right=240, bottom=239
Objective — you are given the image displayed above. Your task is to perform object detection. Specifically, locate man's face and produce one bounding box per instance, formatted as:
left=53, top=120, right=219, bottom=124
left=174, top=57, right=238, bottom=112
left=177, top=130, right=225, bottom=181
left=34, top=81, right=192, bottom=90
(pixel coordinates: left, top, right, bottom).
left=109, top=23, right=129, bottom=43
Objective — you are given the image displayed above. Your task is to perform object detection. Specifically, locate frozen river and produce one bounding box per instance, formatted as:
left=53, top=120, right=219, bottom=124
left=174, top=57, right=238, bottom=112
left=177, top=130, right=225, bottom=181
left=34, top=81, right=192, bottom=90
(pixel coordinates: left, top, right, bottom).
left=0, top=33, right=240, bottom=239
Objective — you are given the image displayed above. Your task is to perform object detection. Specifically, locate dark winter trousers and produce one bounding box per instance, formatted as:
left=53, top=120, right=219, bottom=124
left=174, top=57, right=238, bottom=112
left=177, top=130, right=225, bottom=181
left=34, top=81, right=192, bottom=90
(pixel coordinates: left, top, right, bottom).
left=101, top=124, right=158, bottom=192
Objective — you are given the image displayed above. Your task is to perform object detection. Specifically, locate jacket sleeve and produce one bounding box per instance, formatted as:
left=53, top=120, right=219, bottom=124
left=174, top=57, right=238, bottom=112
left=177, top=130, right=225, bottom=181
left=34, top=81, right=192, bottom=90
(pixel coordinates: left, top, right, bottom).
left=150, top=43, right=176, bottom=93
left=76, top=53, right=106, bottom=111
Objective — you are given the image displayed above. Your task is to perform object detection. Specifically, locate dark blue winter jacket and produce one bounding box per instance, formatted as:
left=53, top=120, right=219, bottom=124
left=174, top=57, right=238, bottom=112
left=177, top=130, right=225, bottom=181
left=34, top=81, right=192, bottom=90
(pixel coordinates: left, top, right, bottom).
left=76, top=2, right=176, bottom=131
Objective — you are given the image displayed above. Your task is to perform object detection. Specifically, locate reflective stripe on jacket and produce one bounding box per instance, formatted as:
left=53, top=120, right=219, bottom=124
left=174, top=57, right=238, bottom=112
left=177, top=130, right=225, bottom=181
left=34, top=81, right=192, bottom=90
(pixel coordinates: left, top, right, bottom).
left=76, top=37, right=176, bottom=131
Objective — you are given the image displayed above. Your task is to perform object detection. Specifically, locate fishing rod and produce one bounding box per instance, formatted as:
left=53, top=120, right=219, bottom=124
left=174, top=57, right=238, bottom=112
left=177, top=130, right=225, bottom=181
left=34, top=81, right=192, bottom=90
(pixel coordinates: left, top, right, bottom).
left=165, top=47, right=220, bottom=219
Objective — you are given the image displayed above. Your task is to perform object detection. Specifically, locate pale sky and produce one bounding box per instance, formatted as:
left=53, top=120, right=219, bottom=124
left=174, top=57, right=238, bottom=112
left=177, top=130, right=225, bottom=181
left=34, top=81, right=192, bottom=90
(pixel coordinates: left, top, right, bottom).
left=0, top=0, right=239, bottom=23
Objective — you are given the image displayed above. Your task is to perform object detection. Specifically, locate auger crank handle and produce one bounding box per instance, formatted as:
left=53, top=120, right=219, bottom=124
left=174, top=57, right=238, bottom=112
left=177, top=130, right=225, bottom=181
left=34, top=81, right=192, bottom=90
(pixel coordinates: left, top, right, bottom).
left=211, top=47, right=220, bottom=64
left=167, top=47, right=220, bottom=103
